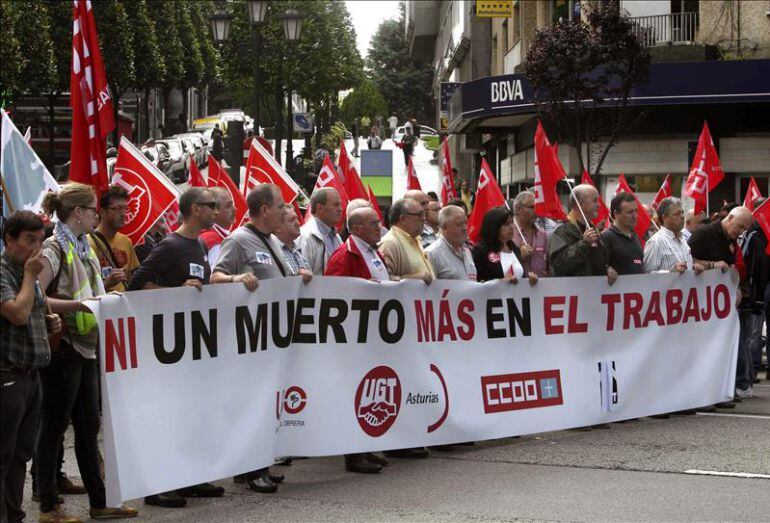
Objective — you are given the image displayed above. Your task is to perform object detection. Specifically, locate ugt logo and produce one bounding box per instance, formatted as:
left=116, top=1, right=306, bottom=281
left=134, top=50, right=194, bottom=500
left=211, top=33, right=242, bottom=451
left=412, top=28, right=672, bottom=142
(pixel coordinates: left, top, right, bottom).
left=354, top=366, right=401, bottom=437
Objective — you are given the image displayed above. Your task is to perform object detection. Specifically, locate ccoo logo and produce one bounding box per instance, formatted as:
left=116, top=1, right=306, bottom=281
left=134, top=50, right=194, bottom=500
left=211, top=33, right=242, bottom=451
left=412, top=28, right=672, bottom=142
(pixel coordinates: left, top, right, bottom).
left=354, top=366, right=401, bottom=437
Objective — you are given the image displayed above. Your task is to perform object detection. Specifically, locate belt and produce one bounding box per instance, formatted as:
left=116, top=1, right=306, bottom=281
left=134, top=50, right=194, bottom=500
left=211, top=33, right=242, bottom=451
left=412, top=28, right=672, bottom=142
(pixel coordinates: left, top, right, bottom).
left=0, top=367, right=39, bottom=376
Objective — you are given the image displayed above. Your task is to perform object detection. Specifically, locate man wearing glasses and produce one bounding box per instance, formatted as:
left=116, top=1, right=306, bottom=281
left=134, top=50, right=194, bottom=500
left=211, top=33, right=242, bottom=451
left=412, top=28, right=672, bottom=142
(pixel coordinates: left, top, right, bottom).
left=89, top=185, right=139, bottom=292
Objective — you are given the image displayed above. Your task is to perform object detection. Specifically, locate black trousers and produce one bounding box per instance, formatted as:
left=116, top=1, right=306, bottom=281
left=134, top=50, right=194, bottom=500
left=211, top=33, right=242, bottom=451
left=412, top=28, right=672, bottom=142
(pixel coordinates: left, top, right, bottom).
left=37, top=347, right=105, bottom=511
left=0, top=370, right=41, bottom=523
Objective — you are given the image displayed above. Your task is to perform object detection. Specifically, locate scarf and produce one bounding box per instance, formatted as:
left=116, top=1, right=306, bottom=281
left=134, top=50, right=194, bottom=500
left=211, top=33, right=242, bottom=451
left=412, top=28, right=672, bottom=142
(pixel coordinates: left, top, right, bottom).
left=54, top=222, right=92, bottom=263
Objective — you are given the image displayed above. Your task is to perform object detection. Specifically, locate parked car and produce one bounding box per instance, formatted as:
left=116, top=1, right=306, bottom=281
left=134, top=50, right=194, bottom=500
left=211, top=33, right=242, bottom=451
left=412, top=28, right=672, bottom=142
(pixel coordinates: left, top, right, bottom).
left=155, top=138, right=188, bottom=183
left=219, top=109, right=246, bottom=124
left=393, top=124, right=439, bottom=143
left=190, top=128, right=213, bottom=146
left=177, top=136, right=198, bottom=169
left=176, top=132, right=207, bottom=167
left=141, top=143, right=174, bottom=181
left=192, top=115, right=226, bottom=133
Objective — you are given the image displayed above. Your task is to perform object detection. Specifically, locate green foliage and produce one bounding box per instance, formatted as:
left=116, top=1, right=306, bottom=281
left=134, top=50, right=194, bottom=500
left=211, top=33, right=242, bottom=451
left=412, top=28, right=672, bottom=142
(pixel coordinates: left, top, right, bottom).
left=366, top=4, right=435, bottom=125
left=123, top=0, right=165, bottom=89
left=14, top=0, right=57, bottom=96
left=422, top=135, right=439, bottom=151
left=44, top=0, right=72, bottom=95
left=319, top=121, right=347, bottom=156
left=93, top=0, right=136, bottom=98
left=174, top=0, right=203, bottom=89
left=150, top=0, right=185, bottom=89
left=0, top=1, right=23, bottom=102
left=339, top=80, right=388, bottom=127
left=190, top=1, right=219, bottom=87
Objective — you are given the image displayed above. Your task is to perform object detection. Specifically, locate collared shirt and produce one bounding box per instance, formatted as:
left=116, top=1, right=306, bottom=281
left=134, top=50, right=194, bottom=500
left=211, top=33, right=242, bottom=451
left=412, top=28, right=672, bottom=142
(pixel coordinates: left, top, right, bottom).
left=689, top=220, right=735, bottom=265
left=425, top=237, right=477, bottom=281
left=200, top=223, right=231, bottom=267
left=512, top=221, right=549, bottom=277
left=644, top=227, right=693, bottom=272
left=420, top=225, right=439, bottom=249
left=601, top=225, right=645, bottom=275
left=351, top=235, right=390, bottom=281
left=275, top=236, right=310, bottom=275
left=0, top=251, right=51, bottom=370
left=213, top=225, right=290, bottom=280
left=378, top=225, right=435, bottom=279
left=316, top=218, right=342, bottom=263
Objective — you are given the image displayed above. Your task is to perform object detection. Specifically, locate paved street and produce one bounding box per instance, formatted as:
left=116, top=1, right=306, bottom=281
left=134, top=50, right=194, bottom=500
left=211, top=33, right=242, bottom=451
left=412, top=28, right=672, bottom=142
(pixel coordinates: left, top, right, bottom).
left=21, top=373, right=768, bottom=522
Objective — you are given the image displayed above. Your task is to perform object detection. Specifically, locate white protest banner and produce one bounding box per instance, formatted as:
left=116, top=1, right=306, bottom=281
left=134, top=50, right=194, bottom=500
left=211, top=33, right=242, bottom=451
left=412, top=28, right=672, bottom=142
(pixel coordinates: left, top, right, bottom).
left=90, top=271, right=739, bottom=505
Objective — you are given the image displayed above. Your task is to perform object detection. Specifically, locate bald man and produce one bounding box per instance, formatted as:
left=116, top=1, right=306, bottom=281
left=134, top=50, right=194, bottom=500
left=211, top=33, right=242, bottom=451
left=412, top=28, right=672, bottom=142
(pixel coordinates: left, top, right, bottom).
left=549, top=184, right=617, bottom=284
left=404, top=189, right=437, bottom=248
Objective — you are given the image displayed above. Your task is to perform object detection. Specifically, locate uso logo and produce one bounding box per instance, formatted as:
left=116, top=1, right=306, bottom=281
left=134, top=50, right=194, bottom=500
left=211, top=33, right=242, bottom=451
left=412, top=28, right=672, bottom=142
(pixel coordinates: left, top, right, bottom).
left=354, top=366, right=401, bottom=437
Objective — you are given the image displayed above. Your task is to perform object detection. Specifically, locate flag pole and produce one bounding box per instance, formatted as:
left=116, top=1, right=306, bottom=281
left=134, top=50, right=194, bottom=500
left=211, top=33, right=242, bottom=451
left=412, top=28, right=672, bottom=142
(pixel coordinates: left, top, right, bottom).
left=0, top=174, right=16, bottom=214
left=513, top=216, right=529, bottom=246
left=564, top=178, right=592, bottom=228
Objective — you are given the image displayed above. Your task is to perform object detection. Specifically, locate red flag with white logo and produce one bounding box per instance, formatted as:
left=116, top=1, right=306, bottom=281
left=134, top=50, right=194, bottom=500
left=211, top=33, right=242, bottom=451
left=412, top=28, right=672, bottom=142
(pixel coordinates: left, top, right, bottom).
left=161, top=201, right=182, bottom=232
left=684, top=122, right=725, bottom=215
left=743, top=177, right=763, bottom=212
left=306, top=155, right=349, bottom=228
left=467, top=158, right=506, bottom=244
left=533, top=122, right=568, bottom=221
left=650, top=174, right=672, bottom=210
left=208, top=155, right=249, bottom=230
left=69, top=0, right=115, bottom=194
left=440, top=137, right=458, bottom=206
left=367, top=185, right=384, bottom=225
left=752, top=199, right=770, bottom=255
left=406, top=156, right=422, bottom=191
left=338, top=139, right=368, bottom=201
left=188, top=156, right=207, bottom=187
left=580, top=170, right=610, bottom=226
left=243, top=137, right=300, bottom=203
left=615, top=174, right=653, bottom=244
left=112, top=137, right=178, bottom=245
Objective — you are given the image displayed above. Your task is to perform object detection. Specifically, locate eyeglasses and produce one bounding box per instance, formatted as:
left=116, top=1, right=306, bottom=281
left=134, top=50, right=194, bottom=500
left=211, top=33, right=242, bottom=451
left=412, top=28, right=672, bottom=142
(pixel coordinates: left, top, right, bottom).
left=105, top=205, right=128, bottom=212
left=194, top=201, right=218, bottom=209
left=77, top=205, right=98, bottom=212
left=404, top=211, right=425, bottom=217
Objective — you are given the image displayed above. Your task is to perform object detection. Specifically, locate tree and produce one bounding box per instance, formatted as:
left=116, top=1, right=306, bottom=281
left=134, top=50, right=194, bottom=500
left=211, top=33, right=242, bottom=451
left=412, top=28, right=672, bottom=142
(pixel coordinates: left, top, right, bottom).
left=41, top=0, right=72, bottom=163
left=525, top=1, right=651, bottom=177
left=0, top=1, right=23, bottom=105
left=175, top=0, right=204, bottom=125
left=367, top=2, right=434, bottom=126
left=190, top=1, right=219, bottom=89
left=14, top=0, right=57, bottom=97
left=149, top=0, right=185, bottom=134
left=123, top=0, right=165, bottom=141
left=93, top=0, right=136, bottom=145
left=340, top=80, right=388, bottom=127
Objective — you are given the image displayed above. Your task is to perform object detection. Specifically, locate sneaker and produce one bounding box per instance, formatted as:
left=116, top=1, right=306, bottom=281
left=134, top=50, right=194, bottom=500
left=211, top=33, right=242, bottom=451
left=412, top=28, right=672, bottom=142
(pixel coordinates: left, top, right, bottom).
left=57, top=476, right=87, bottom=495
left=89, top=505, right=138, bottom=520
left=735, top=387, right=753, bottom=399
left=38, top=505, right=82, bottom=523
left=176, top=482, right=225, bottom=498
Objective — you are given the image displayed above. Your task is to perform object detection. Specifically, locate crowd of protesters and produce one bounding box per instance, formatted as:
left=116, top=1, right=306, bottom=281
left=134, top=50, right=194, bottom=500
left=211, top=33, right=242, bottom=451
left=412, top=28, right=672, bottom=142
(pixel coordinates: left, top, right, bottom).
left=2, top=174, right=767, bottom=522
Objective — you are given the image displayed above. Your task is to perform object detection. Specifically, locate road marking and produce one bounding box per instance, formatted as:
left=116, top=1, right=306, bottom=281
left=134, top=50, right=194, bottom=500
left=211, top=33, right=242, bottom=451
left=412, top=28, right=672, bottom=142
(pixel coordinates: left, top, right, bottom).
left=696, top=412, right=770, bottom=420
left=685, top=470, right=770, bottom=479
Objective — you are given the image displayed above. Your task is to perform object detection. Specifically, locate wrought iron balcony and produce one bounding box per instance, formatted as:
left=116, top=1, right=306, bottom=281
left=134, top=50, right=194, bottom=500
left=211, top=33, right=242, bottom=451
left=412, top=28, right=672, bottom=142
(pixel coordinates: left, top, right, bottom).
left=632, top=12, right=699, bottom=47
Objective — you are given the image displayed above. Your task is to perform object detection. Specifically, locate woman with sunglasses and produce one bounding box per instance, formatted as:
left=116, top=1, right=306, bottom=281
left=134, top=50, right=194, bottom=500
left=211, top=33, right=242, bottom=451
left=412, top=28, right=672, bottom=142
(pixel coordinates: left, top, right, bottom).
left=472, top=206, right=538, bottom=286
left=37, top=183, right=138, bottom=521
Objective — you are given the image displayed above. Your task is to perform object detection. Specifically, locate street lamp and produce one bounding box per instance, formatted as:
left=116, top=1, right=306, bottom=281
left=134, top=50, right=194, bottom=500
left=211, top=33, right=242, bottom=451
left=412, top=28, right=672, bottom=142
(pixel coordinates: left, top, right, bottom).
left=210, top=7, right=232, bottom=43
left=247, top=0, right=269, bottom=24
left=280, top=9, right=304, bottom=171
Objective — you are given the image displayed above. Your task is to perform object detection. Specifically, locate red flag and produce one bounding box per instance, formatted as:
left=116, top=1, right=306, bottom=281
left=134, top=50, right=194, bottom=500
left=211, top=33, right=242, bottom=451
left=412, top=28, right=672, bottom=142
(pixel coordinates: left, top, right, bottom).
left=406, top=156, right=422, bottom=191
left=440, top=138, right=458, bottom=206
left=309, top=155, right=350, bottom=229
left=208, top=155, right=249, bottom=230
left=243, top=137, right=300, bottom=203
left=367, top=185, right=384, bottom=225
left=533, top=122, right=568, bottom=221
left=651, top=174, right=673, bottom=210
left=188, top=156, right=207, bottom=187
left=467, top=159, right=506, bottom=244
left=615, top=174, right=653, bottom=243
left=752, top=199, right=770, bottom=255
left=684, top=122, right=725, bottom=215
left=338, top=139, right=368, bottom=201
left=111, top=137, right=178, bottom=245
left=162, top=201, right=182, bottom=232
left=743, top=177, right=763, bottom=212
left=69, top=0, right=115, bottom=194
left=580, top=170, right=610, bottom=226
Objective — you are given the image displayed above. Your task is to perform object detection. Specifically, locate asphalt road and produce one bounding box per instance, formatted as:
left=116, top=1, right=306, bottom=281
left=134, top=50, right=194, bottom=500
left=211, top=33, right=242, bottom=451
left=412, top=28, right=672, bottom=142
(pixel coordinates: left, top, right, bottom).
left=20, top=371, right=769, bottom=522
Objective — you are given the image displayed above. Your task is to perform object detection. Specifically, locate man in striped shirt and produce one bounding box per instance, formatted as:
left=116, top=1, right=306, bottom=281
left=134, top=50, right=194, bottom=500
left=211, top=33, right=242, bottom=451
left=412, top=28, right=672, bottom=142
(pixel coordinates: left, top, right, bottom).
left=643, top=197, right=705, bottom=274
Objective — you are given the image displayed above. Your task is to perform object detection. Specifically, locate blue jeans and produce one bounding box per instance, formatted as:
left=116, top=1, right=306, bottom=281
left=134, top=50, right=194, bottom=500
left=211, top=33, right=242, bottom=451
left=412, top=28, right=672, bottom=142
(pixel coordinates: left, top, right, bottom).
left=737, top=310, right=763, bottom=391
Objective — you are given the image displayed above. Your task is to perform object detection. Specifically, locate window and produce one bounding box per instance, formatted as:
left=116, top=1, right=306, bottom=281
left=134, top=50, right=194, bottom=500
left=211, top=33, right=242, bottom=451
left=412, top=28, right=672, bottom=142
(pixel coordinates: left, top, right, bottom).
left=502, top=19, right=509, bottom=51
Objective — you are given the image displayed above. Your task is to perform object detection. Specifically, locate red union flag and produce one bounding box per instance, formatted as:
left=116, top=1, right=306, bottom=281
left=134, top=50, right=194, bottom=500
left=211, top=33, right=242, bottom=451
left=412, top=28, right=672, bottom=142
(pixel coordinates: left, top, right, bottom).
left=367, top=185, right=384, bottom=224
left=243, top=137, right=300, bottom=203
left=338, top=140, right=368, bottom=201
left=406, top=156, right=422, bottom=191
left=684, top=122, right=725, bottom=215
left=208, top=156, right=249, bottom=230
left=306, top=155, right=349, bottom=227
left=188, top=156, right=207, bottom=187
left=580, top=170, right=610, bottom=226
left=112, top=137, right=178, bottom=245
left=651, top=174, right=673, bottom=210
left=752, top=199, right=770, bottom=255
left=743, top=177, right=763, bottom=212
left=69, top=0, right=115, bottom=194
left=533, top=121, right=568, bottom=221
left=615, top=174, right=653, bottom=243
left=440, top=137, right=458, bottom=206
left=467, top=158, right=506, bottom=244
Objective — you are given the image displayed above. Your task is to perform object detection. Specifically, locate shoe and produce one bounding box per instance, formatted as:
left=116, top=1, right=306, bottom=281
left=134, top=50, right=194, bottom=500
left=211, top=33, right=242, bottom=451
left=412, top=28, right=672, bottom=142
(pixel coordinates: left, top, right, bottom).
left=233, top=474, right=246, bottom=484
left=32, top=493, right=64, bottom=504
left=696, top=405, right=716, bottom=413
left=384, top=447, right=429, bottom=459
left=267, top=472, right=285, bottom=484
left=428, top=444, right=456, bottom=451
left=735, top=388, right=753, bottom=399
left=715, top=401, right=736, bottom=409
left=57, top=476, right=87, bottom=495
left=89, top=505, right=138, bottom=519
left=245, top=476, right=277, bottom=493
left=650, top=414, right=671, bottom=419
left=177, top=482, right=224, bottom=498
left=673, top=409, right=697, bottom=415
left=345, top=455, right=382, bottom=474
left=459, top=441, right=476, bottom=446
left=274, top=457, right=293, bottom=466
left=38, top=505, right=82, bottom=523
left=365, top=452, right=388, bottom=467
left=144, top=493, right=187, bottom=508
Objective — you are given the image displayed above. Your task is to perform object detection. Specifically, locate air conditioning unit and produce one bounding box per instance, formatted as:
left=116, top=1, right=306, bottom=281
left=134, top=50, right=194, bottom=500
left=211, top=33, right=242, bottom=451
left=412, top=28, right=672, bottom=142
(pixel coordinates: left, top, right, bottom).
left=460, top=133, right=483, bottom=153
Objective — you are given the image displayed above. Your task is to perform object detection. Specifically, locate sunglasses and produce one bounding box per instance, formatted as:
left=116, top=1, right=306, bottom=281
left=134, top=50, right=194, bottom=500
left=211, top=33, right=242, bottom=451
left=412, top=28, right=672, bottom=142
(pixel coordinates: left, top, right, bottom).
left=195, top=201, right=218, bottom=209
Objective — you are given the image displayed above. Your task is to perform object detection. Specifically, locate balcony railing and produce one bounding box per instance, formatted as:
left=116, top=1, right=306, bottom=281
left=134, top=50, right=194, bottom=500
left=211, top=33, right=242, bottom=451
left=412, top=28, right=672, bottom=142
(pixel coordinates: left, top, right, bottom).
left=631, top=12, right=698, bottom=47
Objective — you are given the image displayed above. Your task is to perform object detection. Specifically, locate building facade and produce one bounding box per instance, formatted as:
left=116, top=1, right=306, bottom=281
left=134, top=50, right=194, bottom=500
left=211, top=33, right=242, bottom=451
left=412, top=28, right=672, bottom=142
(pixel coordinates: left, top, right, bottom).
left=408, top=0, right=770, bottom=209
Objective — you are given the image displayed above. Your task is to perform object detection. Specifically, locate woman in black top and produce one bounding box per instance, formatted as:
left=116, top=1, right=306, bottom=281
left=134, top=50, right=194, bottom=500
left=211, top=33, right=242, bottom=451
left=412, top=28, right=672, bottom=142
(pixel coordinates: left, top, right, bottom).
left=471, top=206, right=538, bottom=285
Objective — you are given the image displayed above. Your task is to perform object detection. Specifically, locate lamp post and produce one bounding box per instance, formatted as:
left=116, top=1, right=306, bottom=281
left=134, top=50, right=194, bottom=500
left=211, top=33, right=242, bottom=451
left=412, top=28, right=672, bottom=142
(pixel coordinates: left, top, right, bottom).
left=279, top=9, right=304, bottom=172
